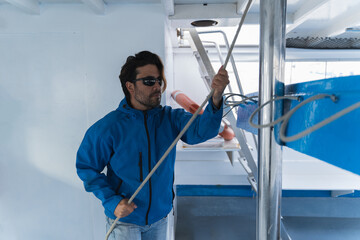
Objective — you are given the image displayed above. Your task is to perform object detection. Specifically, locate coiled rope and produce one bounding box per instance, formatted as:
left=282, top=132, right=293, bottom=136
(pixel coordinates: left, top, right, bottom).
left=224, top=92, right=360, bottom=142
left=279, top=95, right=360, bottom=142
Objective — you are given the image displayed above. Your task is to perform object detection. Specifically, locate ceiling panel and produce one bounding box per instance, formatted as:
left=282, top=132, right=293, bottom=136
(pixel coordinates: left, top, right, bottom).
left=175, top=0, right=237, bottom=3
left=0, top=0, right=359, bottom=41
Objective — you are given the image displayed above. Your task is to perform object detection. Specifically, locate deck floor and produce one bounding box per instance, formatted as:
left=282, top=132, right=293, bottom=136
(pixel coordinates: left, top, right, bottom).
left=175, top=196, right=360, bottom=240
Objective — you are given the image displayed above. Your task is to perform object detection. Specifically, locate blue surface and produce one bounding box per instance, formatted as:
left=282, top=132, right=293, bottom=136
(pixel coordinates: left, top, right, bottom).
left=176, top=185, right=360, bottom=198
left=176, top=185, right=256, bottom=197
left=284, top=75, right=360, bottom=176
left=236, top=102, right=258, bottom=135
left=236, top=75, right=360, bottom=176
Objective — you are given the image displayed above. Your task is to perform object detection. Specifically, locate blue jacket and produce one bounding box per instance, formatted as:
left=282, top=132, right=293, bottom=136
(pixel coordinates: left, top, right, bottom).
left=76, top=97, right=223, bottom=226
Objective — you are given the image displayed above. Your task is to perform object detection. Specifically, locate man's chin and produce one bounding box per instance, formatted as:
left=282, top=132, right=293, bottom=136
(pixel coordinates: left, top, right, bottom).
left=145, top=99, right=160, bottom=109
left=152, top=101, right=161, bottom=107
left=152, top=97, right=161, bottom=106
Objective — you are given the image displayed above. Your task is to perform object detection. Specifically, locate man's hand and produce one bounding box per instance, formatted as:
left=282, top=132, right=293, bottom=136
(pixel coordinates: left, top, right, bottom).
left=211, top=66, right=230, bottom=109
left=114, top=198, right=137, bottom=218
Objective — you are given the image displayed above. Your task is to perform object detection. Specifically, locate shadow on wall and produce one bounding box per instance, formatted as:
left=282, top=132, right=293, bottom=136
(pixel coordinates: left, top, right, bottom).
left=0, top=33, right=108, bottom=239
left=0, top=85, right=104, bottom=239
left=0, top=32, right=90, bottom=189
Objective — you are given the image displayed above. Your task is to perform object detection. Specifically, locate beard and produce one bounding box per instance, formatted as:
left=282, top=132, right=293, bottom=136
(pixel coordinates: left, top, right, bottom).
left=134, top=88, right=161, bottom=109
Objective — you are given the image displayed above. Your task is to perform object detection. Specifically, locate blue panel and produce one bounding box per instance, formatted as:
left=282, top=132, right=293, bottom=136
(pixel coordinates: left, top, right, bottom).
left=236, top=102, right=258, bottom=135
left=176, top=185, right=360, bottom=198
left=235, top=76, right=360, bottom=175
left=282, top=190, right=331, bottom=197
left=176, top=185, right=255, bottom=197
left=284, top=75, right=360, bottom=176
left=235, top=80, right=285, bottom=140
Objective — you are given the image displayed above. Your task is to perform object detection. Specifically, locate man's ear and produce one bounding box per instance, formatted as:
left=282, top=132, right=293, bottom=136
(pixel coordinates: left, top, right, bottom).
left=126, top=81, right=135, bottom=95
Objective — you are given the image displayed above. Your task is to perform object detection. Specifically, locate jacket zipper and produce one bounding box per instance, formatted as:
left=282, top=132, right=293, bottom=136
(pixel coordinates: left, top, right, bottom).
left=143, top=112, right=152, bottom=225
left=138, top=152, right=143, bottom=182
left=115, top=178, right=124, bottom=198
left=172, top=172, right=175, bottom=202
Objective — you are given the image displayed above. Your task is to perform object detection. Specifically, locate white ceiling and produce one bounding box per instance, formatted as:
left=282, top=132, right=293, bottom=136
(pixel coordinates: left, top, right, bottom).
left=0, top=0, right=360, bottom=41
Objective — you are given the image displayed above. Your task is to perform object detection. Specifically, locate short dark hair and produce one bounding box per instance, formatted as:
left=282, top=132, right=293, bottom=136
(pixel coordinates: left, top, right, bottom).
left=119, top=51, right=167, bottom=103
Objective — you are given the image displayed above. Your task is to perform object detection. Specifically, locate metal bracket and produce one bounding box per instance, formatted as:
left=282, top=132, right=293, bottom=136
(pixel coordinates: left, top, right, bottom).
left=239, top=157, right=258, bottom=193
left=331, top=190, right=354, bottom=197
left=226, top=151, right=235, bottom=166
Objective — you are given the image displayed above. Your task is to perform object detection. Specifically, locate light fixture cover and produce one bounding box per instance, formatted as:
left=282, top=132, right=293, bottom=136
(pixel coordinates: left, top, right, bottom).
left=191, top=20, right=218, bottom=27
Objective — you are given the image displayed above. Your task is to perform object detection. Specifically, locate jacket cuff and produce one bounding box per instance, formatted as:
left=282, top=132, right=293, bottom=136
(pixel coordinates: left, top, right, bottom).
left=103, top=195, right=123, bottom=218
left=209, top=97, right=224, bottom=113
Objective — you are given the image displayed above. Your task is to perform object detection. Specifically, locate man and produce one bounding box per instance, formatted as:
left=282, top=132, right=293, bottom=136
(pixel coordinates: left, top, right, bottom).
left=76, top=51, right=229, bottom=239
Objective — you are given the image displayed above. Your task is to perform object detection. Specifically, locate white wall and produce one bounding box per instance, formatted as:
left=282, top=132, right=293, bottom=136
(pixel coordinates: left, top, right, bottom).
left=0, top=4, right=166, bottom=240
left=171, top=51, right=210, bottom=105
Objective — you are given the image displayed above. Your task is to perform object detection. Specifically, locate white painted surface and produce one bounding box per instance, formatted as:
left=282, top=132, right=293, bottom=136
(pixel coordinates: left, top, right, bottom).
left=283, top=148, right=360, bottom=191
left=4, top=0, right=40, bottom=14
left=286, top=0, right=329, bottom=33
left=0, top=3, right=165, bottom=240
left=175, top=146, right=360, bottom=190
left=82, top=0, right=105, bottom=14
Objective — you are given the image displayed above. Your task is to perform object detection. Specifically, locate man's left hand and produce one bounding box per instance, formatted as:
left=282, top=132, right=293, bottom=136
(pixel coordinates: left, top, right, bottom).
left=211, top=66, right=230, bottom=109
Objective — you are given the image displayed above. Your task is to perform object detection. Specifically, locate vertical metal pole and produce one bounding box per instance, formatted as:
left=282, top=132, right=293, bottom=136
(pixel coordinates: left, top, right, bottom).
left=257, top=0, right=287, bottom=239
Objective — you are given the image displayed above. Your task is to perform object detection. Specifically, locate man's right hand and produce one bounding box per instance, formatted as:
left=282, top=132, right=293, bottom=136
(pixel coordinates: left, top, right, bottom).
left=114, top=198, right=137, bottom=218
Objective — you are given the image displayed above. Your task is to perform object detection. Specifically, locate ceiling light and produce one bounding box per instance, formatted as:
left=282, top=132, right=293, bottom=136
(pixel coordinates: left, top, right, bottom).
left=191, top=20, right=218, bottom=27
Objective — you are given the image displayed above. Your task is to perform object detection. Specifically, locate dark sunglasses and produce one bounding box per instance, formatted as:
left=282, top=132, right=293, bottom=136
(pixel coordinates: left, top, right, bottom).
left=133, top=76, right=163, bottom=87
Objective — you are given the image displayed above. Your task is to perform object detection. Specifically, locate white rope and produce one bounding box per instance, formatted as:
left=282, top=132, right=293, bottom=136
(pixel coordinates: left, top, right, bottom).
left=223, top=93, right=258, bottom=107
left=223, top=0, right=253, bottom=69
left=248, top=95, right=301, bottom=128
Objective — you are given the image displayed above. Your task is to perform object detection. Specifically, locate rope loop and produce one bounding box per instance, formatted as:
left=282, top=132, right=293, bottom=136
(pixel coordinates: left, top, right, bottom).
left=280, top=94, right=360, bottom=142
left=228, top=92, right=360, bottom=143
left=223, top=93, right=258, bottom=107
left=248, top=95, right=301, bottom=129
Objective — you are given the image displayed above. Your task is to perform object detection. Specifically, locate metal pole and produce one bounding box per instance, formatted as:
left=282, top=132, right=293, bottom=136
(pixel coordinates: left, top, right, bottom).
left=257, top=0, right=287, bottom=239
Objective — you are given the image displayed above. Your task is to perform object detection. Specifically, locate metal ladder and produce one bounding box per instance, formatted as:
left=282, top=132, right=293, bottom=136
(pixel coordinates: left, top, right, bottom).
left=183, top=28, right=258, bottom=192
left=182, top=28, right=292, bottom=240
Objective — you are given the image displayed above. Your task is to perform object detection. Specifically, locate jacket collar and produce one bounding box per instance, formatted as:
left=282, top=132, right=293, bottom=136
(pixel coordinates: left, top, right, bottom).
left=117, top=98, right=162, bottom=117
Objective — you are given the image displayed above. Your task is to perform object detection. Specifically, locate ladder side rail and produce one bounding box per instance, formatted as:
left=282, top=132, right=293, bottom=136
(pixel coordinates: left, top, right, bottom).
left=185, top=29, right=259, bottom=182
left=199, top=30, right=259, bottom=150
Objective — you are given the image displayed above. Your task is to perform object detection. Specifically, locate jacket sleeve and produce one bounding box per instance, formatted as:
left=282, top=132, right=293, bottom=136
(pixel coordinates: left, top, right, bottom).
left=173, top=97, right=224, bottom=144
left=76, top=128, right=122, bottom=217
